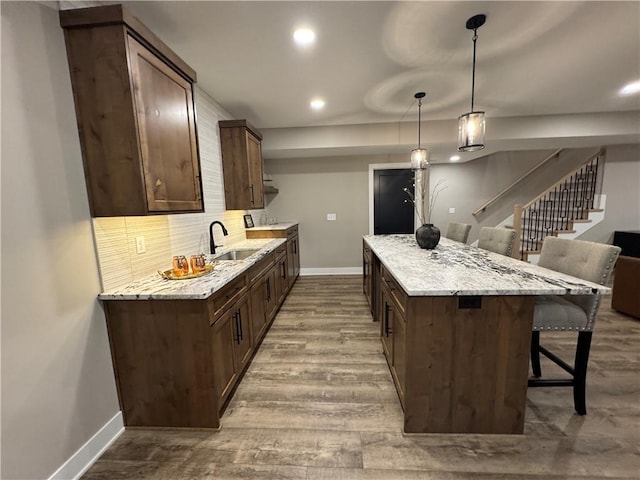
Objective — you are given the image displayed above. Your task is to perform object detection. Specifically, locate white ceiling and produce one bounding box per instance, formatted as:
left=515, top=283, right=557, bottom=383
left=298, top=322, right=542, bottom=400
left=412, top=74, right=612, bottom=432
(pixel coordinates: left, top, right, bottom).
left=121, top=1, right=640, bottom=161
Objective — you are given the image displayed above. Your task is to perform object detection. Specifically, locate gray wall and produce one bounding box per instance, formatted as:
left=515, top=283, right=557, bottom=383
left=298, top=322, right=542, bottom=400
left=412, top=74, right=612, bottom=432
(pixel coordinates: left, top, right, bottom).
left=579, top=144, right=640, bottom=243
left=266, top=155, right=379, bottom=269
left=1, top=3, right=120, bottom=479
left=267, top=146, right=639, bottom=270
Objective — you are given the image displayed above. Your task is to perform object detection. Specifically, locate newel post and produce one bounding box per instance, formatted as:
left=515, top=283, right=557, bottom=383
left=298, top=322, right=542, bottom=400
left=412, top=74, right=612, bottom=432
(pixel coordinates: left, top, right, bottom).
left=512, top=204, right=523, bottom=260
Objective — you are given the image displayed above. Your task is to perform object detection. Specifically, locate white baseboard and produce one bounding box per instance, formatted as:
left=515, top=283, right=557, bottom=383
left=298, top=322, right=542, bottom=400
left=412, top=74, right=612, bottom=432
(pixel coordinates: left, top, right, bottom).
left=49, top=411, right=124, bottom=480
left=300, top=267, right=361, bottom=276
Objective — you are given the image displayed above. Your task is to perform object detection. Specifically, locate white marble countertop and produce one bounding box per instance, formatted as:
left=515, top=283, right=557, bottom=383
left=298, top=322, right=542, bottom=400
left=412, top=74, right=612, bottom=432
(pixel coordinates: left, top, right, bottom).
left=248, top=222, right=298, bottom=231
left=98, top=238, right=286, bottom=301
left=364, top=234, right=609, bottom=297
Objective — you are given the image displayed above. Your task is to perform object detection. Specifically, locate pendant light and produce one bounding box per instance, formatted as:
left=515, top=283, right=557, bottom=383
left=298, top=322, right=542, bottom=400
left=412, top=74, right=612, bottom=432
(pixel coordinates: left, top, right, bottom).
left=411, top=92, right=430, bottom=170
left=458, top=14, right=486, bottom=152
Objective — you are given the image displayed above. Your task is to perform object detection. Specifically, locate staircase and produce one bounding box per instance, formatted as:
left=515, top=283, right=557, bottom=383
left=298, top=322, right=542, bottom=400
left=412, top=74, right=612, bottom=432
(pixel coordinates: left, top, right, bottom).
left=511, top=149, right=606, bottom=263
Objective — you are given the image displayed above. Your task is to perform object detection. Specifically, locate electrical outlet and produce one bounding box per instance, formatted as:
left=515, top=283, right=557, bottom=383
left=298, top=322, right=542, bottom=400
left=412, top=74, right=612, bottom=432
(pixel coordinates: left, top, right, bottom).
left=327, top=213, right=337, bottom=221
left=449, top=207, right=456, bottom=214
left=135, top=236, right=146, bottom=254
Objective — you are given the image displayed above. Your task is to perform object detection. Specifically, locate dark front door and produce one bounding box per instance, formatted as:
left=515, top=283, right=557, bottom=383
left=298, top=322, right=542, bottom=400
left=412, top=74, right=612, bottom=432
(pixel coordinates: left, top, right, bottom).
left=374, top=169, right=414, bottom=234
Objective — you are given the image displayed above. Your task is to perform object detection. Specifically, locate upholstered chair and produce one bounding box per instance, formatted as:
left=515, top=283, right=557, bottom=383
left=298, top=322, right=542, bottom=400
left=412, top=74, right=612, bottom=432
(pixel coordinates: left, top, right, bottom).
left=477, top=227, right=517, bottom=257
left=445, top=222, right=472, bottom=243
left=529, top=236, right=621, bottom=415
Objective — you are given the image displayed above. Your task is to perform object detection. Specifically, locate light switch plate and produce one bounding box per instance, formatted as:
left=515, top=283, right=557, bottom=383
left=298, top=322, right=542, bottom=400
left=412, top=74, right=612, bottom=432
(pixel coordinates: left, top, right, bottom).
left=135, top=236, right=146, bottom=254
left=327, top=213, right=337, bottom=221
left=449, top=207, right=456, bottom=214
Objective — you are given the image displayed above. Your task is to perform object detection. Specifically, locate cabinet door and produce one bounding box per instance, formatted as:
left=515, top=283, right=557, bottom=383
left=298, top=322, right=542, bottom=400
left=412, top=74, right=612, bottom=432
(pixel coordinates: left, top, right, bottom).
left=372, top=255, right=382, bottom=323
left=363, top=247, right=372, bottom=308
left=211, top=313, right=237, bottom=409
left=249, top=280, right=268, bottom=345
left=232, top=296, right=253, bottom=373
left=127, top=36, right=203, bottom=213
left=220, top=122, right=264, bottom=211
left=265, top=268, right=278, bottom=321
left=380, top=287, right=394, bottom=364
left=246, top=132, right=265, bottom=208
left=287, top=236, right=300, bottom=289
left=292, top=236, right=301, bottom=280
left=275, top=255, right=288, bottom=304
left=392, top=308, right=406, bottom=404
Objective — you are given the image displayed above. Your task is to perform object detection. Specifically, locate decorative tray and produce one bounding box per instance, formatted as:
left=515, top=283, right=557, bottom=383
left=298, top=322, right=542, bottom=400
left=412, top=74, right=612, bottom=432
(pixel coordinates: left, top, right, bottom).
left=158, top=264, right=215, bottom=280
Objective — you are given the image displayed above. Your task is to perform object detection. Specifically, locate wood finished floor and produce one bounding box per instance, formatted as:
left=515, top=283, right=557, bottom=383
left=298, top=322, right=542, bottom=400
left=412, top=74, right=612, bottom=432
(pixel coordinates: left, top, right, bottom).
left=83, top=276, right=640, bottom=480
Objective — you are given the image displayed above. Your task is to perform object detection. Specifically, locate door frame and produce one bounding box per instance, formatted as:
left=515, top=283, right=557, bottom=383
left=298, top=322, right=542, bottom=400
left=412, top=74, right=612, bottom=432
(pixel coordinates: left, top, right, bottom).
left=368, top=163, right=420, bottom=235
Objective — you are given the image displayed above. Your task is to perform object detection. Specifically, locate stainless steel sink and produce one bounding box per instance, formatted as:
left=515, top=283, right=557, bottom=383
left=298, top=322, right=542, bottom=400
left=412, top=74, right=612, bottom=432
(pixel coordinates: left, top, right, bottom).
left=213, top=249, right=260, bottom=261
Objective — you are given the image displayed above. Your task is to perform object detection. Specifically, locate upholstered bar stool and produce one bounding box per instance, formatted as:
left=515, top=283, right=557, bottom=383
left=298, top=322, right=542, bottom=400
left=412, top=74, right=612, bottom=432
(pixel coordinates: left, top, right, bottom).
left=477, top=227, right=517, bottom=256
left=445, top=222, right=472, bottom=243
left=529, top=236, right=621, bottom=415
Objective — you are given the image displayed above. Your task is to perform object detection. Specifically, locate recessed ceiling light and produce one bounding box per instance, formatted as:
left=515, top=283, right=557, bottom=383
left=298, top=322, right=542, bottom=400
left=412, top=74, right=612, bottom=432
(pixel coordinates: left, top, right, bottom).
left=619, top=80, right=640, bottom=96
left=310, top=98, right=325, bottom=110
left=293, top=28, right=316, bottom=47
left=450, top=155, right=461, bottom=162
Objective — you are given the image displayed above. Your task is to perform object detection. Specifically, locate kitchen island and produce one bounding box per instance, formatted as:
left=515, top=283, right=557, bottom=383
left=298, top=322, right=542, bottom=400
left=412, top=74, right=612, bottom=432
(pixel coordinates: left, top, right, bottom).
left=363, top=234, right=608, bottom=434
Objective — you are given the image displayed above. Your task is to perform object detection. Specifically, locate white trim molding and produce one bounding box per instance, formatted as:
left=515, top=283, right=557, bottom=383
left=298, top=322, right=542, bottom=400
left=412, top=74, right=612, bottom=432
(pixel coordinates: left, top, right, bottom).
left=49, top=411, right=124, bottom=480
left=300, top=267, right=361, bottom=276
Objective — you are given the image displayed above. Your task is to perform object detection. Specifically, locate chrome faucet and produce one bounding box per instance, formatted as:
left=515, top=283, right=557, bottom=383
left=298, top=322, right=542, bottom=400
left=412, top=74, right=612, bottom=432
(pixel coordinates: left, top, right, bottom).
left=209, top=221, right=228, bottom=254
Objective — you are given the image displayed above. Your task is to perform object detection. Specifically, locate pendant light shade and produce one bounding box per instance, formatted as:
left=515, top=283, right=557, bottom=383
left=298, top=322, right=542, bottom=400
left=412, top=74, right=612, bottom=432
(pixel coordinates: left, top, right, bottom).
left=458, top=111, right=485, bottom=152
left=458, top=14, right=486, bottom=152
left=411, top=92, right=430, bottom=170
left=411, top=148, right=429, bottom=170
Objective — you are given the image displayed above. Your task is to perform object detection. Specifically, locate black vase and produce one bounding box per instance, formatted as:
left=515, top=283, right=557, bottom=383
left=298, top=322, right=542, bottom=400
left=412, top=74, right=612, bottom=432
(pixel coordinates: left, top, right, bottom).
left=415, top=224, right=440, bottom=249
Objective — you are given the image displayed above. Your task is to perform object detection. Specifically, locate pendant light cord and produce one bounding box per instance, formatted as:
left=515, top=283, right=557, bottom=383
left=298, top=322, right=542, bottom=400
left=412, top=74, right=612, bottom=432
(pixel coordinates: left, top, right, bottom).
left=470, top=30, right=478, bottom=112
left=417, top=97, right=422, bottom=149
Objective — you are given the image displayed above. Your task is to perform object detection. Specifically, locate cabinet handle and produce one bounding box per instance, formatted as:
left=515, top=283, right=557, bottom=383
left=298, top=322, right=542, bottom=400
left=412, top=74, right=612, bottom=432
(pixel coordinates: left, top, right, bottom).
left=281, top=261, right=286, bottom=279
left=293, top=239, right=297, bottom=254
left=266, top=278, right=271, bottom=302
left=249, top=184, right=255, bottom=205
left=384, top=303, right=391, bottom=337
left=237, top=309, right=243, bottom=341
left=234, top=311, right=241, bottom=344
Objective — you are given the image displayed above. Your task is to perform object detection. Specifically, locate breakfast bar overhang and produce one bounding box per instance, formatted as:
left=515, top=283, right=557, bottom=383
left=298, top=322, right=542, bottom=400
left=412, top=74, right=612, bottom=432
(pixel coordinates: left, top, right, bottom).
left=363, top=235, right=608, bottom=435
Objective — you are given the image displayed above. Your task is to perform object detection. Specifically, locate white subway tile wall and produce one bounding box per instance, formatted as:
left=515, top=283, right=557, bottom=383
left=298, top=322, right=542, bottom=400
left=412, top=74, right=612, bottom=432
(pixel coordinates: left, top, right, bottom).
left=93, top=87, right=266, bottom=291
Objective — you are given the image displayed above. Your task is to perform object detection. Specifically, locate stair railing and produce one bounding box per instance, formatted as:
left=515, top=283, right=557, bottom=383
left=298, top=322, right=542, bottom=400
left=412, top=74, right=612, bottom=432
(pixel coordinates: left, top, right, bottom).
left=473, top=149, right=563, bottom=217
left=514, top=148, right=605, bottom=261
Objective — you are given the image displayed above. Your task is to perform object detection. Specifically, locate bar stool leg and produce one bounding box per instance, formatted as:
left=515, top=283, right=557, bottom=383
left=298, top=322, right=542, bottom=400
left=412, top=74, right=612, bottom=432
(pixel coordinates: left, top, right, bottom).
left=531, top=331, right=542, bottom=378
left=573, top=331, right=593, bottom=415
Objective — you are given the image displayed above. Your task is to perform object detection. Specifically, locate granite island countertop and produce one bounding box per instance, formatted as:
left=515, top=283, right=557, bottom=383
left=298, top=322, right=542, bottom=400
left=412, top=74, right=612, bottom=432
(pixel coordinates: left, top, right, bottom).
left=364, top=234, right=609, bottom=297
left=98, top=238, right=286, bottom=301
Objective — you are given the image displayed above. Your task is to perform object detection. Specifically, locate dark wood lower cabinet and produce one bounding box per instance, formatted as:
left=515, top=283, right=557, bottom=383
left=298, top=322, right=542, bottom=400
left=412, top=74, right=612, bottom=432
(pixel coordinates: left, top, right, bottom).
left=287, top=235, right=300, bottom=288
left=249, top=278, right=268, bottom=344
left=211, top=308, right=238, bottom=409
left=103, top=244, right=290, bottom=428
left=363, top=242, right=372, bottom=308
left=265, top=268, right=278, bottom=321
left=105, top=299, right=219, bottom=428
left=381, top=278, right=406, bottom=408
left=246, top=225, right=300, bottom=293
left=274, top=252, right=287, bottom=305
left=230, top=295, right=253, bottom=373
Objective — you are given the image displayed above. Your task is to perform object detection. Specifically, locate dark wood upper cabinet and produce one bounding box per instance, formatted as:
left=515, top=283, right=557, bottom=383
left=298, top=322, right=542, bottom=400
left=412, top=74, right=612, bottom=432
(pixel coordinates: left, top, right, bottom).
left=60, top=5, right=203, bottom=217
left=219, top=120, right=265, bottom=210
